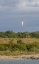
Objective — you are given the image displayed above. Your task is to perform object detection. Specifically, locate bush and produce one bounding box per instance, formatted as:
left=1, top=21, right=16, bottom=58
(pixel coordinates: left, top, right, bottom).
left=0, top=44, right=9, bottom=51
left=17, top=40, right=23, bottom=44
left=26, top=42, right=39, bottom=52
left=12, top=43, right=27, bottom=51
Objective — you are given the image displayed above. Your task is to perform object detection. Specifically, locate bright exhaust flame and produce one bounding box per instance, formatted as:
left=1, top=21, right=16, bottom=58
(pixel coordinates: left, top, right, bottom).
left=22, top=21, right=24, bottom=26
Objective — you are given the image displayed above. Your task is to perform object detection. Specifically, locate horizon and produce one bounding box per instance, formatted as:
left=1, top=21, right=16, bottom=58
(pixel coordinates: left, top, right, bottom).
left=0, top=30, right=39, bottom=33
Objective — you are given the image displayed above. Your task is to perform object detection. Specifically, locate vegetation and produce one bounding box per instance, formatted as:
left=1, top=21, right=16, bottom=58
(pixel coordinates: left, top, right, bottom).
left=0, top=30, right=39, bottom=38
left=0, top=39, right=39, bottom=55
left=0, top=30, right=39, bottom=55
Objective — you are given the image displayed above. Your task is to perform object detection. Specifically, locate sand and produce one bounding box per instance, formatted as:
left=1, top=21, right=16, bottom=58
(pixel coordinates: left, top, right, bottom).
left=0, top=54, right=39, bottom=60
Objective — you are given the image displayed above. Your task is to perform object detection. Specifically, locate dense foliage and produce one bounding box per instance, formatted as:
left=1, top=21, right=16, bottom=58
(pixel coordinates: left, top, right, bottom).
left=0, top=39, right=39, bottom=53
left=0, top=30, right=39, bottom=38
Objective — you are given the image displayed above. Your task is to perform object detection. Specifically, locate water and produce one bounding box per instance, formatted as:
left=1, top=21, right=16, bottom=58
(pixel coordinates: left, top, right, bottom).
left=0, top=60, right=39, bottom=64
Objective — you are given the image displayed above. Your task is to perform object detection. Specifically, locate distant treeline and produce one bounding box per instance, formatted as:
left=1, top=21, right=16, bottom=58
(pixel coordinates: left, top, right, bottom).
left=0, top=30, right=39, bottom=38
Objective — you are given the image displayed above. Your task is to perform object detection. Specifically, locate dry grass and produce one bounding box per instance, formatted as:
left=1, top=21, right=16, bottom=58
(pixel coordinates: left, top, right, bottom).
left=0, top=38, right=39, bottom=44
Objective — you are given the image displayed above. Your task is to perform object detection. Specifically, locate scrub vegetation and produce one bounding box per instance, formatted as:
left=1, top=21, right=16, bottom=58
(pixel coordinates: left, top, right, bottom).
left=0, top=39, right=39, bottom=55
left=0, top=30, right=39, bottom=55
left=0, top=30, right=39, bottom=38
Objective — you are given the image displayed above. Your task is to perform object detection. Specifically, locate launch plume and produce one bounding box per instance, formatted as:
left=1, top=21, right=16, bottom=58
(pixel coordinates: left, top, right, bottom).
left=22, top=21, right=24, bottom=26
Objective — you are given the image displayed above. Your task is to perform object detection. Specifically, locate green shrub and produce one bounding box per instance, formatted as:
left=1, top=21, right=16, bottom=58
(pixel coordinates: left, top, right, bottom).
left=26, top=42, right=39, bottom=52
left=17, top=40, right=22, bottom=43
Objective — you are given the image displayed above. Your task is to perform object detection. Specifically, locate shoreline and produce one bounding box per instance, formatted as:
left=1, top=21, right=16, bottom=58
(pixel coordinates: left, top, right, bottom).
left=0, top=55, right=39, bottom=60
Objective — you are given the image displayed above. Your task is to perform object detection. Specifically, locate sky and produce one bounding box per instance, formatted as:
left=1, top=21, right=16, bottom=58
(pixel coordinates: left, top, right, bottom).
left=0, top=0, right=39, bottom=32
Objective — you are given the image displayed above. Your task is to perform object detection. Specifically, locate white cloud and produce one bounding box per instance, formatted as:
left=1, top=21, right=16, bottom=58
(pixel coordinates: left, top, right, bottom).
left=0, top=0, right=39, bottom=12
left=17, top=0, right=39, bottom=8
left=0, top=0, right=39, bottom=17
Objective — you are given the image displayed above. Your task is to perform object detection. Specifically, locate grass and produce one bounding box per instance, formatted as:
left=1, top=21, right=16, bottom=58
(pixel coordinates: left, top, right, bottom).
left=0, top=38, right=39, bottom=56
left=0, top=38, right=39, bottom=44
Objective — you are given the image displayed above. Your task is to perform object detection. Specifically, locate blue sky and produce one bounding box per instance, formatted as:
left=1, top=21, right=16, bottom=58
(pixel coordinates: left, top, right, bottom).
left=0, top=0, right=39, bottom=32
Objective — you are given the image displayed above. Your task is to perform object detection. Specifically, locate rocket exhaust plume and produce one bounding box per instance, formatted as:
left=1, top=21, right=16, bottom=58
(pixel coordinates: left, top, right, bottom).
left=22, top=21, right=24, bottom=26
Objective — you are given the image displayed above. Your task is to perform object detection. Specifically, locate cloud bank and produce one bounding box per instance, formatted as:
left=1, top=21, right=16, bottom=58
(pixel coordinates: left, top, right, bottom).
left=0, top=0, right=39, bottom=32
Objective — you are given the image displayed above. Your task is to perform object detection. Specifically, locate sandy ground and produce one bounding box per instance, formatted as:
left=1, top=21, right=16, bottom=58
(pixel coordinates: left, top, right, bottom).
left=0, top=54, right=39, bottom=60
